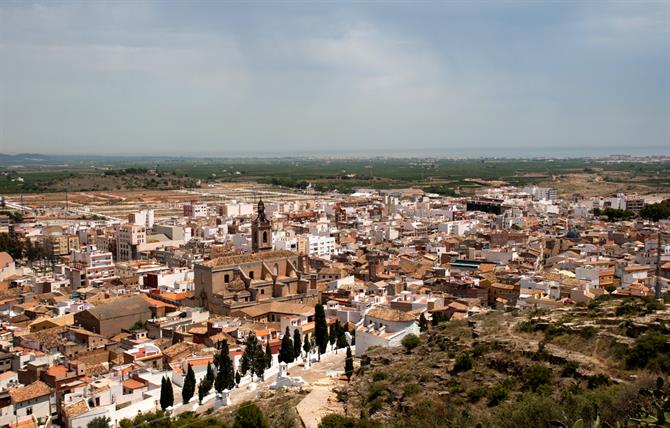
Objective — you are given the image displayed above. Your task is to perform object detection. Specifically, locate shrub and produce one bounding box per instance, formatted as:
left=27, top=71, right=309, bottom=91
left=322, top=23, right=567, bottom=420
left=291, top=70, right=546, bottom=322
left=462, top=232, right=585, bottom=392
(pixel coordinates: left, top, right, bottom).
left=578, top=326, right=598, bottom=339
left=318, top=414, right=358, bottom=428
left=626, top=331, right=670, bottom=372
left=494, top=393, right=564, bottom=428
left=372, top=370, right=389, bottom=382
left=453, top=352, right=474, bottom=373
left=518, top=320, right=534, bottom=332
left=233, top=402, right=268, bottom=428
left=401, top=334, right=421, bottom=353
left=467, top=386, right=487, bottom=403
left=524, top=365, right=553, bottom=392
left=367, top=382, right=389, bottom=402
left=544, top=324, right=566, bottom=340
left=561, top=361, right=579, bottom=378
left=488, top=381, right=510, bottom=406
left=587, top=374, right=610, bottom=389
left=403, top=383, right=422, bottom=397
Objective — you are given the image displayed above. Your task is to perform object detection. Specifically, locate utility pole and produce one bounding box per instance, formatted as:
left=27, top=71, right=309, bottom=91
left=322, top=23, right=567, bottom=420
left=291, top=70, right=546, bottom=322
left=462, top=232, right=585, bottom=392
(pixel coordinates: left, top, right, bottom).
left=656, top=229, right=662, bottom=300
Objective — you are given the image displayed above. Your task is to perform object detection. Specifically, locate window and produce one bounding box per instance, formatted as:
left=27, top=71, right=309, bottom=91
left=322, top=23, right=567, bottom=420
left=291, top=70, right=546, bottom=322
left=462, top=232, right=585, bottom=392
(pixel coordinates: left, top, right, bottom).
left=249, top=271, right=254, bottom=279
left=261, top=289, right=265, bottom=295
left=224, top=274, right=230, bottom=283
left=26, top=407, right=33, bottom=415
left=262, top=231, right=268, bottom=243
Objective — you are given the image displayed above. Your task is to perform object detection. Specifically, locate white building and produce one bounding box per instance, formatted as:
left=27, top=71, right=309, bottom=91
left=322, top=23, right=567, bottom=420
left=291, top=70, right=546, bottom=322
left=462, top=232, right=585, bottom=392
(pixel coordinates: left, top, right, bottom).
left=117, top=224, right=147, bottom=261
left=183, top=201, right=208, bottom=218
left=355, top=307, right=419, bottom=357
left=69, top=245, right=116, bottom=286
left=129, top=209, right=155, bottom=229
left=306, top=235, right=336, bottom=258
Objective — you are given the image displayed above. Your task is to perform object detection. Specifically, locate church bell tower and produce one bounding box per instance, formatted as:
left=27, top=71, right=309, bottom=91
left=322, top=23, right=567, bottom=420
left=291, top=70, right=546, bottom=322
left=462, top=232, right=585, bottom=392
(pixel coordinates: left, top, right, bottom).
left=251, top=198, right=272, bottom=252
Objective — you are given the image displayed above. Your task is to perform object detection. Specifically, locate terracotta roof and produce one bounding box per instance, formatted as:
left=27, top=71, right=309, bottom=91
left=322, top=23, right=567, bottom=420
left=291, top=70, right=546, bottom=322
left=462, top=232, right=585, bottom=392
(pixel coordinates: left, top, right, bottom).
left=203, top=250, right=296, bottom=267
left=83, top=295, right=150, bottom=320
left=122, top=378, right=146, bottom=390
left=0, top=252, right=13, bottom=267
left=9, top=380, right=51, bottom=403
left=63, top=399, right=89, bottom=419
left=237, top=301, right=313, bottom=319
left=366, top=307, right=416, bottom=322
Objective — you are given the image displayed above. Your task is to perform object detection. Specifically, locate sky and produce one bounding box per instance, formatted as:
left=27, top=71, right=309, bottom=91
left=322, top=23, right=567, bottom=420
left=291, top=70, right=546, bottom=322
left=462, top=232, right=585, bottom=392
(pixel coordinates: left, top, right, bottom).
left=0, top=1, right=669, bottom=157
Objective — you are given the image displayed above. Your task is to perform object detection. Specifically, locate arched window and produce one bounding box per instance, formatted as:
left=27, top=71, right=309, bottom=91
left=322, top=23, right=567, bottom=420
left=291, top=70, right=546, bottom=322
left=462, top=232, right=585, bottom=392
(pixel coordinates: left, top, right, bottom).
left=262, top=230, right=268, bottom=243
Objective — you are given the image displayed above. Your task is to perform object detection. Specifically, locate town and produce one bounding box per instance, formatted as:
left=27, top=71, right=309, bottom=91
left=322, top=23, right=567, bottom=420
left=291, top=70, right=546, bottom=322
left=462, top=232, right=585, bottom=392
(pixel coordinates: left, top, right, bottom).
left=0, top=180, right=668, bottom=427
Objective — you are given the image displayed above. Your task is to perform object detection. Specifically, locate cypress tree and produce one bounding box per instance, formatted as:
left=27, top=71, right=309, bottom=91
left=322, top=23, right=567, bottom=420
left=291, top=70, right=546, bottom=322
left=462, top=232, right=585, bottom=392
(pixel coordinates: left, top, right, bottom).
left=328, top=323, right=336, bottom=352
left=160, top=376, right=174, bottom=410
left=205, top=362, right=214, bottom=384
left=278, top=327, right=294, bottom=363
left=336, top=322, right=348, bottom=349
left=419, top=312, right=428, bottom=332
left=240, top=333, right=259, bottom=378
left=293, top=329, right=302, bottom=359
left=198, top=378, right=208, bottom=404
left=253, top=346, right=267, bottom=381
left=182, top=364, right=195, bottom=404
left=314, top=304, right=328, bottom=355
left=265, top=340, right=273, bottom=368
left=215, top=340, right=235, bottom=392
left=235, top=370, right=241, bottom=387
left=345, top=346, right=354, bottom=381
left=303, top=333, right=311, bottom=355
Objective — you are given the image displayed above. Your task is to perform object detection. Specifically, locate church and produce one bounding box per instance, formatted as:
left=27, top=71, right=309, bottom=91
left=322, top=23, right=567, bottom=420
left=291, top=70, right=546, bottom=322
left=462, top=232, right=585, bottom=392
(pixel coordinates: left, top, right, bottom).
left=193, top=199, right=319, bottom=315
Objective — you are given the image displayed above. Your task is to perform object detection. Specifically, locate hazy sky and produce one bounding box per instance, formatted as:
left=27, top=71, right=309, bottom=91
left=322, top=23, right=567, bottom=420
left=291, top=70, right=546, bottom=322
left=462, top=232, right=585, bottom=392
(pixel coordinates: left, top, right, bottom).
left=1, top=1, right=668, bottom=157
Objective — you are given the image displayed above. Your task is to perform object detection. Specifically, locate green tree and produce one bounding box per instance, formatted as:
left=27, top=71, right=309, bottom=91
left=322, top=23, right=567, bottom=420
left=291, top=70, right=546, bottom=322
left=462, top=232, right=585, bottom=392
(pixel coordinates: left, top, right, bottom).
left=279, top=326, right=295, bottom=363
left=640, top=201, right=670, bottom=222
left=253, top=345, right=267, bottom=381
left=87, top=416, right=112, bottom=428
left=215, top=341, right=235, bottom=392
left=182, top=364, right=196, bottom=404
left=315, top=304, right=328, bottom=355
left=345, top=346, right=354, bottom=381
left=401, top=334, right=420, bottom=353
left=235, top=370, right=241, bottom=387
left=160, top=376, right=174, bottom=410
left=233, top=402, right=268, bottom=428
left=293, top=328, right=302, bottom=359
left=240, top=333, right=262, bottom=379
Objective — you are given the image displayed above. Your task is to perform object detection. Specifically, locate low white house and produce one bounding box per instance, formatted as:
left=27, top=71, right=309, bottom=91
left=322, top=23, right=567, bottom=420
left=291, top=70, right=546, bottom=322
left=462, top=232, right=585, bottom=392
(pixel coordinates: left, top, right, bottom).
left=355, top=307, right=419, bottom=357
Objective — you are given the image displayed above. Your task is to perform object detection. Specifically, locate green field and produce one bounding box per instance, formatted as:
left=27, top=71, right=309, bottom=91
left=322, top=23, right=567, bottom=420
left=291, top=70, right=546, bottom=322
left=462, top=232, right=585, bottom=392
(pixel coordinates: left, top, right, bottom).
left=1, top=157, right=669, bottom=195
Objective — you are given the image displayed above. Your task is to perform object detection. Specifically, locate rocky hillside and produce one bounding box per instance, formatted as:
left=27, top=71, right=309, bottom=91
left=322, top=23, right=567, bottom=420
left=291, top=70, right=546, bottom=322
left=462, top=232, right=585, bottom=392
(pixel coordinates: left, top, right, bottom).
left=327, top=296, right=670, bottom=427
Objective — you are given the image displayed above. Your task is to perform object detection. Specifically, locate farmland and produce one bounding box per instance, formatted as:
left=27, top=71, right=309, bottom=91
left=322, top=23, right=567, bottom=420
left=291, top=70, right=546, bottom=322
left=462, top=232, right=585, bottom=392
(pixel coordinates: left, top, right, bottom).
left=1, top=156, right=669, bottom=198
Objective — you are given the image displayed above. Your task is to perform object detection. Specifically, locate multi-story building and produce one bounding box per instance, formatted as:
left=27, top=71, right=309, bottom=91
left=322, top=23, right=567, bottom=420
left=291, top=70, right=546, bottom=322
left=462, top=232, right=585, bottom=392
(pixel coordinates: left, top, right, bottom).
left=68, top=245, right=116, bottom=287
left=117, top=224, right=146, bottom=261
left=183, top=201, right=208, bottom=218
left=305, top=234, right=336, bottom=258
left=46, top=234, right=80, bottom=257
left=129, top=209, right=155, bottom=229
